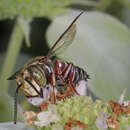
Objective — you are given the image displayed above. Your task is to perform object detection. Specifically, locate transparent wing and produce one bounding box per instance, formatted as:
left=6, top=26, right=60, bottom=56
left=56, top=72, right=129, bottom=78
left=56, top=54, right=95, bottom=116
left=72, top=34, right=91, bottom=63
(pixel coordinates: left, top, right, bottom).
left=47, top=12, right=83, bottom=58
left=49, top=24, right=76, bottom=57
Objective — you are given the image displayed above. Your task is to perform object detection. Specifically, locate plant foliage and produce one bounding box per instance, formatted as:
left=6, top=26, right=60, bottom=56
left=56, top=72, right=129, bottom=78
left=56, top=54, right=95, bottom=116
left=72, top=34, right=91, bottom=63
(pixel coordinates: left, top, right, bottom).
left=0, top=0, right=73, bottom=19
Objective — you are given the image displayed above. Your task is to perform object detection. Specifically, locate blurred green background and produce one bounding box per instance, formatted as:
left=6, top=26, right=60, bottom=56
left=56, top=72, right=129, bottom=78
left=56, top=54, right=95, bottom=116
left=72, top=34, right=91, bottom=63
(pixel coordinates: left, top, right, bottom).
left=0, top=0, right=130, bottom=128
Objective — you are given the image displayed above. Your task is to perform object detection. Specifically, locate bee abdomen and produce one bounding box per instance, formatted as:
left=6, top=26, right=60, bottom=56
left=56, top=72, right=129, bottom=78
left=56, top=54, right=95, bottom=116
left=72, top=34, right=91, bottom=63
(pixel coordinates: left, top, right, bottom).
left=73, top=66, right=90, bottom=84
left=55, top=60, right=90, bottom=87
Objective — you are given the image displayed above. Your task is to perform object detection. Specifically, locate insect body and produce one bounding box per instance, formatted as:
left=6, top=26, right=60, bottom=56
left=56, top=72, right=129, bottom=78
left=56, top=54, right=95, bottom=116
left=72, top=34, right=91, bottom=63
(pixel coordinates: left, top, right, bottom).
left=54, top=60, right=90, bottom=96
left=8, top=12, right=90, bottom=124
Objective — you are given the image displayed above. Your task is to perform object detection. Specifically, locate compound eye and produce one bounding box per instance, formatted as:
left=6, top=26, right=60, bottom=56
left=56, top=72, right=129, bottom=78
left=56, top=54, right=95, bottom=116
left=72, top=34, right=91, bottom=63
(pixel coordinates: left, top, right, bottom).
left=30, top=66, right=46, bottom=87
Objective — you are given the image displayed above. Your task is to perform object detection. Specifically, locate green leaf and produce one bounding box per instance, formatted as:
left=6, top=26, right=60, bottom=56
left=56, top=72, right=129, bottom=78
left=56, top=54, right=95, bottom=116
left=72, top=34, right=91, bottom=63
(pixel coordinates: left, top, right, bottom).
left=71, top=0, right=99, bottom=7
left=96, top=0, right=112, bottom=11
left=0, top=19, right=23, bottom=91
left=0, top=90, right=23, bottom=122
left=0, top=0, right=73, bottom=19
left=0, top=53, right=33, bottom=112
left=118, top=0, right=130, bottom=8
left=18, top=17, right=31, bottom=48
left=71, top=0, right=112, bottom=11
left=122, top=8, right=130, bottom=28
left=47, top=10, right=130, bottom=101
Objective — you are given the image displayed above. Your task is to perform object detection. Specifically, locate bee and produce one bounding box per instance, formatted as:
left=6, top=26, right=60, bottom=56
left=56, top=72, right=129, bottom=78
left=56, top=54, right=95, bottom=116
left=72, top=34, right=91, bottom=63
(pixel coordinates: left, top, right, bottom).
left=8, top=12, right=90, bottom=124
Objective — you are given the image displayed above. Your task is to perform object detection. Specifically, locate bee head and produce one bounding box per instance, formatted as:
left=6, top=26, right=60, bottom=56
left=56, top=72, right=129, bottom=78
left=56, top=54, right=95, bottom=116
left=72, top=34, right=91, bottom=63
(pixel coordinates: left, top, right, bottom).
left=7, top=58, right=48, bottom=124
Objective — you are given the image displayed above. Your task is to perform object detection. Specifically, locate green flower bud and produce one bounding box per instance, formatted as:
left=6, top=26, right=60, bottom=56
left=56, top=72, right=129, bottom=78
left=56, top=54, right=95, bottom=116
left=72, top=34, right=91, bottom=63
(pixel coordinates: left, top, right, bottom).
left=26, top=95, right=130, bottom=130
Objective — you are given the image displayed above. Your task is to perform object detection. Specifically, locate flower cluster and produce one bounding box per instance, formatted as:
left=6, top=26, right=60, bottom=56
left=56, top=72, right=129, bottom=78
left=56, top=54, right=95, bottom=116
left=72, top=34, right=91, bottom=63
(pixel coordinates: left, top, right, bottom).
left=23, top=93, right=130, bottom=130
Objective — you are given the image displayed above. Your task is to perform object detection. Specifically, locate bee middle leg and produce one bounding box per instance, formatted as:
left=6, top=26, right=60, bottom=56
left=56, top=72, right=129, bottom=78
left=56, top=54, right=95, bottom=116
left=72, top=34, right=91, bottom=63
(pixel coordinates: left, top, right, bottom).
left=49, top=72, right=56, bottom=104
left=57, top=72, right=79, bottom=96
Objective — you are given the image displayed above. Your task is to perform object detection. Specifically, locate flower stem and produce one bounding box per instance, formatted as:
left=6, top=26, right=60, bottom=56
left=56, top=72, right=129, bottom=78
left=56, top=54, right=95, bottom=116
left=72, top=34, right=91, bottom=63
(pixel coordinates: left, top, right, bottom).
left=0, top=17, right=23, bottom=91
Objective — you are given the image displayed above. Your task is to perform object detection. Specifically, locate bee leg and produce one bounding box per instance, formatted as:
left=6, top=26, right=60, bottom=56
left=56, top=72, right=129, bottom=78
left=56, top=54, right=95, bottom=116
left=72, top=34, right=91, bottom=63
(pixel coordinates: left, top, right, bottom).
left=40, top=88, right=43, bottom=98
left=49, top=73, right=56, bottom=104
left=68, top=63, right=79, bottom=95
left=68, top=80, right=79, bottom=95
left=40, top=101, right=48, bottom=111
left=57, top=74, right=78, bottom=95
left=14, top=84, right=22, bottom=124
left=55, top=60, right=78, bottom=96
left=49, top=90, right=56, bottom=104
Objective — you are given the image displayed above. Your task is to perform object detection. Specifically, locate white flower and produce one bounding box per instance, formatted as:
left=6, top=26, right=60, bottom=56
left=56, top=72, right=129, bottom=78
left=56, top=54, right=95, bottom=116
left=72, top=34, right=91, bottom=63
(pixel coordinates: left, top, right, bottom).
left=23, top=111, right=37, bottom=125
left=71, top=127, right=84, bottom=130
left=123, top=100, right=130, bottom=106
left=118, top=88, right=127, bottom=104
left=96, top=112, right=108, bottom=130
left=34, top=104, right=59, bottom=127
left=52, top=124, right=64, bottom=130
left=75, top=80, right=87, bottom=96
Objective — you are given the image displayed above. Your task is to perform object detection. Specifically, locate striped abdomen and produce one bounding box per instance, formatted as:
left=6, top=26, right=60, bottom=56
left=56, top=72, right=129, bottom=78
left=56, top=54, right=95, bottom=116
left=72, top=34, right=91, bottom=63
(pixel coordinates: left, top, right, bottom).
left=54, top=60, right=90, bottom=87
